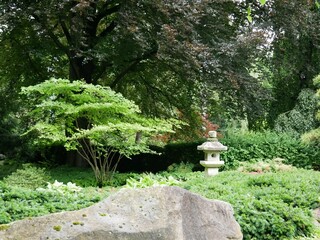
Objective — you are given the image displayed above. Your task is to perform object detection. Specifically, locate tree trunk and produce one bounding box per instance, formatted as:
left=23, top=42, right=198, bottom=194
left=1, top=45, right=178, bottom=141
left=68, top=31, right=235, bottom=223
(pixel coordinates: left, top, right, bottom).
left=69, top=55, right=96, bottom=84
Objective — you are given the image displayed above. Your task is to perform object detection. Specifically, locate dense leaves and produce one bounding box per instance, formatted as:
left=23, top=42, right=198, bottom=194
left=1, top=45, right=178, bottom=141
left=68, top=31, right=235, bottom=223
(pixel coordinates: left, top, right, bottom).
left=0, top=0, right=271, bottom=132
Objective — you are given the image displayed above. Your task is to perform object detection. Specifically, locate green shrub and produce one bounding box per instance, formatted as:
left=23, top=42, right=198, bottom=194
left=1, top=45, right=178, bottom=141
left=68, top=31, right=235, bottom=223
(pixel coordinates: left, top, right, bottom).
left=180, top=170, right=320, bottom=240
left=167, top=162, right=194, bottom=173
left=3, top=164, right=49, bottom=189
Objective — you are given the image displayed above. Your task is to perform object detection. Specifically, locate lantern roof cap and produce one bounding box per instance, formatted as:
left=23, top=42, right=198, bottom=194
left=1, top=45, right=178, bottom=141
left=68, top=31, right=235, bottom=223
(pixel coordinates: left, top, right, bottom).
left=197, top=141, right=227, bottom=151
left=197, top=131, right=227, bottom=151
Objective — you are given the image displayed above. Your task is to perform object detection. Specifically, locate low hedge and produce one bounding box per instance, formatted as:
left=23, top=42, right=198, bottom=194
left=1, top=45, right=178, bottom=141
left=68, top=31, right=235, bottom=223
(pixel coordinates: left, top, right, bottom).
left=117, top=131, right=319, bottom=172
left=220, top=131, right=320, bottom=170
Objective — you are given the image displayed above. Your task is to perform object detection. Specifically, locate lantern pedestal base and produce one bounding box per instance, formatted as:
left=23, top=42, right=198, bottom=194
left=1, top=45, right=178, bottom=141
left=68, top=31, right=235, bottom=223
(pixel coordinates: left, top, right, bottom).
left=200, top=160, right=224, bottom=176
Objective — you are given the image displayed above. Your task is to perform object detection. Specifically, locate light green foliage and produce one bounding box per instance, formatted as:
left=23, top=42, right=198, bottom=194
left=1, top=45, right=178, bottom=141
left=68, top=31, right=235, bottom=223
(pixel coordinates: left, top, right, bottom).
left=3, top=164, right=48, bottom=189
left=237, top=158, right=296, bottom=173
left=125, top=173, right=181, bottom=189
left=302, top=128, right=320, bottom=146
left=302, top=75, right=320, bottom=146
left=20, top=78, right=177, bottom=186
left=259, top=0, right=266, bottom=5
left=1, top=163, right=320, bottom=240
left=274, top=89, right=318, bottom=137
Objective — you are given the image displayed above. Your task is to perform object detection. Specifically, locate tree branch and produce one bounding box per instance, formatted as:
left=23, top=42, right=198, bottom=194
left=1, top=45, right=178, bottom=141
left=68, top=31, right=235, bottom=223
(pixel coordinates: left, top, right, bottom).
left=59, top=18, right=72, bottom=46
left=110, top=48, right=158, bottom=88
left=98, top=21, right=117, bottom=38
left=96, top=4, right=121, bottom=23
left=32, top=14, right=70, bottom=57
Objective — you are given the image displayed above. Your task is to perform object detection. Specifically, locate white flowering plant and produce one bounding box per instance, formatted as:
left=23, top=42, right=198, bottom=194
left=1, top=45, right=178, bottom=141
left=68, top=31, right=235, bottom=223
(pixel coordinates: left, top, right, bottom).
left=37, top=180, right=82, bottom=195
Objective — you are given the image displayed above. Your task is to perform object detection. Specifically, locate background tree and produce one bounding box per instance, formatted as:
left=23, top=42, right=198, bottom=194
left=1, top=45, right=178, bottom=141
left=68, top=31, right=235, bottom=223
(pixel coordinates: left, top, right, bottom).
left=247, top=0, right=320, bottom=128
left=0, top=0, right=270, bottom=137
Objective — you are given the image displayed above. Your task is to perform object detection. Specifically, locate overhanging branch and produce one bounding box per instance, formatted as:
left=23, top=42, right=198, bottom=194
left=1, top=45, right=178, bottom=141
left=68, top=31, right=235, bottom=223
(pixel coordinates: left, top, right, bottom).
left=96, top=4, right=121, bottom=22
left=110, top=48, right=158, bottom=88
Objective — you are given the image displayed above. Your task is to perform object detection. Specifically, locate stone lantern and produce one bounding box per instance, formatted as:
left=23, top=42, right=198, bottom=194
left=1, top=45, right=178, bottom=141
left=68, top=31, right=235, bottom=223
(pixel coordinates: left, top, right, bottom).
left=197, top=131, right=227, bottom=176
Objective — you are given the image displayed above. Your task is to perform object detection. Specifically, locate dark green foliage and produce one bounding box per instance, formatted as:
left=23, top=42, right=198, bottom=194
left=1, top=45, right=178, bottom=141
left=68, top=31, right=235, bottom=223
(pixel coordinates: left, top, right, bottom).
left=256, top=1, right=320, bottom=128
left=181, top=170, right=320, bottom=240
left=47, top=165, right=96, bottom=187
left=302, top=75, right=320, bottom=147
left=163, top=141, right=204, bottom=170
left=220, top=131, right=320, bottom=170
left=0, top=159, right=21, bottom=180
left=0, top=0, right=271, bottom=134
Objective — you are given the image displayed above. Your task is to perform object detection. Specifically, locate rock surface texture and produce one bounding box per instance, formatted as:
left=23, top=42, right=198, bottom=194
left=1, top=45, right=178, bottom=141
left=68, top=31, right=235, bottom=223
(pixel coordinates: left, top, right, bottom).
left=0, top=186, right=243, bottom=240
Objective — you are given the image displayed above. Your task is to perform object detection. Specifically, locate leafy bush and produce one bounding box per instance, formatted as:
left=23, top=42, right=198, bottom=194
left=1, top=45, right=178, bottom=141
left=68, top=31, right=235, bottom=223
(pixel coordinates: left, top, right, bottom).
left=167, top=162, right=194, bottom=173
left=48, top=165, right=140, bottom=187
left=3, top=164, right=49, bottom=189
left=180, top=170, right=320, bottom=240
left=0, top=159, right=21, bottom=180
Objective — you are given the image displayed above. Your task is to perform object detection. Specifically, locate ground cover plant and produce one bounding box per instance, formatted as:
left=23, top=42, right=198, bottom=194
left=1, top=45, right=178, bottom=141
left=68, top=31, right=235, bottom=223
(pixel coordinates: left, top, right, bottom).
left=126, top=167, right=320, bottom=240
left=1, top=160, right=319, bottom=240
left=0, top=180, right=110, bottom=224
left=181, top=170, right=320, bottom=240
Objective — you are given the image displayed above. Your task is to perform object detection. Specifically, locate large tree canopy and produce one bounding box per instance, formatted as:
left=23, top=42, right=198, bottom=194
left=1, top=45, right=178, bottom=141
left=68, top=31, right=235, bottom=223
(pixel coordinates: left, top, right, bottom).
left=247, top=0, right=320, bottom=127
left=0, top=0, right=270, bottom=132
